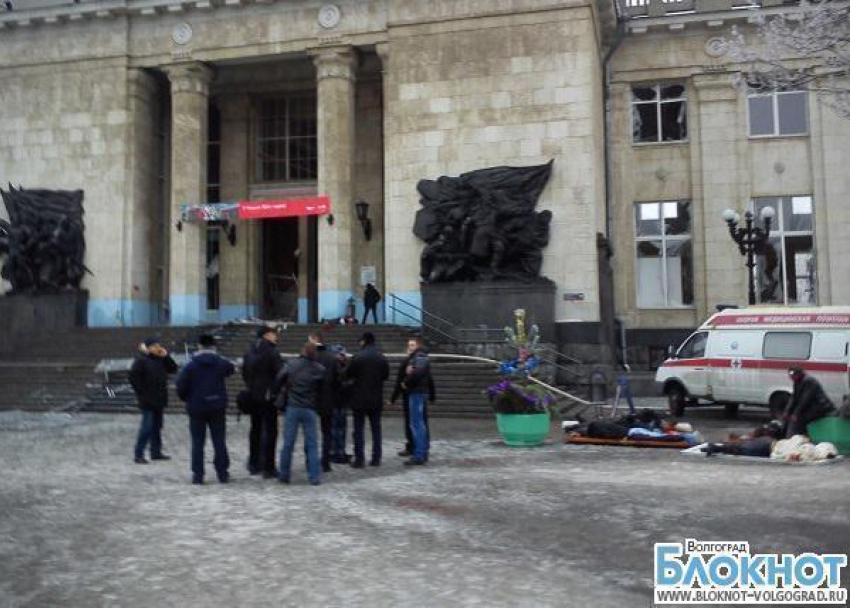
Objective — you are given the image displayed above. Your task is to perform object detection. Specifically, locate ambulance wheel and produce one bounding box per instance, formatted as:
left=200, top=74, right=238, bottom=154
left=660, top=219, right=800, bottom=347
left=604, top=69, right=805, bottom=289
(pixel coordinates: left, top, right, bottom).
left=667, top=387, right=687, bottom=417
left=769, top=393, right=790, bottom=420
left=724, top=403, right=740, bottom=419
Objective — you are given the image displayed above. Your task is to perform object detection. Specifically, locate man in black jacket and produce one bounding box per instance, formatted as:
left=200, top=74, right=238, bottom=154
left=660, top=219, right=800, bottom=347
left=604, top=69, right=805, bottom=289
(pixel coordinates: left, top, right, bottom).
left=308, top=332, right=341, bottom=473
left=275, top=342, right=326, bottom=485
left=346, top=331, right=390, bottom=468
left=129, top=337, right=178, bottom=464
left=362, top=283, right=381, bottom=324
left=390, top=337, right=435, bottom=458
left=242, top=326, right=284, bottom=478
left=784, top=367, right=836, bottom=438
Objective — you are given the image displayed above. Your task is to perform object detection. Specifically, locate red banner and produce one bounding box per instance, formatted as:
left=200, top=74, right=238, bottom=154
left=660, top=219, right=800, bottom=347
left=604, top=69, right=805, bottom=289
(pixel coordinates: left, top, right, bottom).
left=237, top=196, right=331, bottom=219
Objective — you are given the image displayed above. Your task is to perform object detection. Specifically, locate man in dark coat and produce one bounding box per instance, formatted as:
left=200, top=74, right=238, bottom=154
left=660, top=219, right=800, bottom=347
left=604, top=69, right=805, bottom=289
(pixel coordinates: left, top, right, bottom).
left=129, top=337, right=178, bottom=464
left=275, top=342, right=327, bottom=485
left=330, top=345, right=352, bottom=463
left=346, top=331, right=390, bottom=467
left=309, top=331, right=341, bottom=473
left=402, top=337, right=433, bottom=465
left=390, top=337, right=436, bottom=458
left=784, top=367, right=836, bottom=438
left=362, top=283, right=381, bottom=324
left=242, top=326, right=284, bottom=478
left=176, top=334, right=235, bottom=485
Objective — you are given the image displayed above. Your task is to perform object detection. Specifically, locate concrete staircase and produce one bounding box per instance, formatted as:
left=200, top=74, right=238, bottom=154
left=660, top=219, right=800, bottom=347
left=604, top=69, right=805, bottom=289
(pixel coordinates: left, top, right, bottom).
left=0, top=323, right=502, bottom=417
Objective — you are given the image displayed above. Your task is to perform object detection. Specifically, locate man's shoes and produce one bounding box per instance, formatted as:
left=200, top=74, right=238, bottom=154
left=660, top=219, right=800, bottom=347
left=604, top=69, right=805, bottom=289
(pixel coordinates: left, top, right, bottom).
left=247, top=465, right=260, bottom=475
left=278, top=476, right=290, bottom=484
left=397, top=450, right=412, bottom=457
left=262, top=470, right=277, bottom=479
left=403, top=458, right=426, bottom=466
left=369, top=460, right=380, bottom=467
left=134, top=457, right=149, bottom=464
left=322, top=463, right=332, bottom=473
left=350, top=461, right=365, bottom=469
left=150, top=454, right=171, bottom=461
left=192, top=478, right=203, bottom=485
left=310, top=480, right=321, bottom=486
left=218, top=473, right=230, bottom=484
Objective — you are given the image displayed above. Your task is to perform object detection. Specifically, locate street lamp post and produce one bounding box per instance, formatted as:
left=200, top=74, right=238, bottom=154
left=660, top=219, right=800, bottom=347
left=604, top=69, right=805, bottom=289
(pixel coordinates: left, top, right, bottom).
left=722, top=206, right=776, bottom=305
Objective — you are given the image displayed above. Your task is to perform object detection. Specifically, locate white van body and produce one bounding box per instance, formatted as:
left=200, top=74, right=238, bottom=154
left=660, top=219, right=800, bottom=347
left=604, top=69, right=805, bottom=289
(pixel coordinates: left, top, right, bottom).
left=655, top=307, right=850, bottom=416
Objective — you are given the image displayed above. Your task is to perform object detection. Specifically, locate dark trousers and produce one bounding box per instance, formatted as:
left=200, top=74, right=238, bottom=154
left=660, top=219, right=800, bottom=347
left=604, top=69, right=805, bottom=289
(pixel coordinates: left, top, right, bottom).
left=189, top=410, right=229, bottom=482
left=352, top=409, right=382, bottom=465
left=135, top=408, right=164, bottom=459
left=248, top=405, right=278, bottom=474
left=362, top=305, right=378, bottom=324
left=330, top=408, right=349, bottom=460
left=320, top=411, right=333, bottom=468
left=402, top=396, right=430, bottom=453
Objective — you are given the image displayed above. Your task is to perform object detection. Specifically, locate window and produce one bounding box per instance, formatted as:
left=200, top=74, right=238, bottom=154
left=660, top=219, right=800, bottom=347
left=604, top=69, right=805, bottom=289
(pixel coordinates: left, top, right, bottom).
left=205, top=227, right=220, bottom=312
left=635, top=201, right=694, bottom=308
left=631, top=83, right=687, bottom=143
left=256, top=96, right=317, bottom=182
left=763, top=332, right=812, bottom=360
left=207, top=102, right=221, bottom=203
left=748, top=90, right=808, bottom=137
left=678, top=332, right=708, bottom=360
left=752, top=196, right=816, bottom=305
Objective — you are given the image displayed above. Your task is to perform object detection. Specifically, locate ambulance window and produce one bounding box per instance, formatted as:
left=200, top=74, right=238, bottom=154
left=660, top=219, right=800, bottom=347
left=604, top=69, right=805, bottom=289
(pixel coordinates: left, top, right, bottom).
left=763, top=332, right=812, bottom=360
left=678, top=332, right=708, bottom=359
left=811, top=332, right=848, bottom=361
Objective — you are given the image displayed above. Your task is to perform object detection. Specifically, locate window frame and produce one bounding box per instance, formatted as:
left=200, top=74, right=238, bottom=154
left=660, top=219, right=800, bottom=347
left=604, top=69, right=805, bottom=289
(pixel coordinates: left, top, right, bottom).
left=634, top=200, right=695, bottom=310
left=747, top=89, right=809, bottom=138
left=630, top=82, right=689, bottom=146
left=750, top=196, right=817, bottom=306
left=762, top=331, right=812, bottom=361
left=254, top=94, right=318, bottom=184
left=677, top=331, right=708, bottom=360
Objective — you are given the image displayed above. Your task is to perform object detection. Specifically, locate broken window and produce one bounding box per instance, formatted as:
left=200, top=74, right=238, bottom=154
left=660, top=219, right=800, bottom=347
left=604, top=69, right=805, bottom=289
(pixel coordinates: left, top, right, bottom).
left=635, top=201, right=694, bottom=308
left=631, top=83, right=687, bottom=143
left=751, top=196, right=816, bottom=305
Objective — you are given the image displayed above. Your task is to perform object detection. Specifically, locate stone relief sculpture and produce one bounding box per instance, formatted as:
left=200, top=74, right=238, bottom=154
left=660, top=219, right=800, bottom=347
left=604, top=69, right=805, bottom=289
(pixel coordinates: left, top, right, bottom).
left=414, top=161, right=554, bottom=282
left=0, top=186, right=89, bottom=293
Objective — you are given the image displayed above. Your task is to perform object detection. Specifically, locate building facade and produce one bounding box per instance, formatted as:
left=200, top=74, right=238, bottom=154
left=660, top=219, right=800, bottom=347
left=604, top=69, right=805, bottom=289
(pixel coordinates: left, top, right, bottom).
left=0, top=0, right=848, bottom=363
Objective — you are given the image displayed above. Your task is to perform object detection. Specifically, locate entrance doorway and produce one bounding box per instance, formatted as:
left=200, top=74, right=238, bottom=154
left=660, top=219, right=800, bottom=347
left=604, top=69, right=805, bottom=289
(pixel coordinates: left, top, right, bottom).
left=262, top=218, right=299, bottom=320
left=262, top=217, right=318, bottom=321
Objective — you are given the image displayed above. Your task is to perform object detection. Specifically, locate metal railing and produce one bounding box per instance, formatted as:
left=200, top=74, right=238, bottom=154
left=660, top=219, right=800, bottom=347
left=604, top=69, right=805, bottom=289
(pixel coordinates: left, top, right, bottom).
left=387, top=293, right=584, bottom=379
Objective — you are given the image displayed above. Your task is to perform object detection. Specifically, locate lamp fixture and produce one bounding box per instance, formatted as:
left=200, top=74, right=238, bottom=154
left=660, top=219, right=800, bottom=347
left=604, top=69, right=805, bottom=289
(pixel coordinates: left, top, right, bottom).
left=355, top=200, right=372, bottom=241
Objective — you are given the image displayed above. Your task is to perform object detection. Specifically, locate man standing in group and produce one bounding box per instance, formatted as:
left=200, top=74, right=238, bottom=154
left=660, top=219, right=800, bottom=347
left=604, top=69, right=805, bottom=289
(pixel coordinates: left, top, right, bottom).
left=242, top=326, right=283, bottom=478
left=129, top=337, right=178, bottom=464
left=308, top=332, right=341, bottom=473
left=346, top=331, right=389, bottom=468
left=402, top=337, right=433, bottom=466
left=276, top=342, right=326, bottom=485
left=362, top=283, right=381, bottom=324
left=176, top=334, right=235, bottom=485
left=390, top=337, right=436, bottom=459
left=784, top=367, right=836, bottom=438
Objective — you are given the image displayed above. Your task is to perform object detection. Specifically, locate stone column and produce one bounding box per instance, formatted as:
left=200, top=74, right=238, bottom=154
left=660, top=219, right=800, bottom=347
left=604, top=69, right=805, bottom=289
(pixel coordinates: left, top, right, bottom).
left=311, top=46, right=357, bottom=320
left=164, top=62, right=214, bottom=326
left=693, top=74, right=749, bottom=310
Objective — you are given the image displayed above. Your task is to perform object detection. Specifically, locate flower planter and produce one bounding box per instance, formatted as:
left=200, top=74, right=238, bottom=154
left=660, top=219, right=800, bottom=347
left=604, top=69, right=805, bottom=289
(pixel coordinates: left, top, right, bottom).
left=496, top=412, right=550, bottom=447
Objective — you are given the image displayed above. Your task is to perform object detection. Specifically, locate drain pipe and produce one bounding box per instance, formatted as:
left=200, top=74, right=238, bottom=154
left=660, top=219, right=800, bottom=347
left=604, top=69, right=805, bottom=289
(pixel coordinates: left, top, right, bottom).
left=603, top=22, right=627, bottom=243
left=617, top=316, right=630, bottom=372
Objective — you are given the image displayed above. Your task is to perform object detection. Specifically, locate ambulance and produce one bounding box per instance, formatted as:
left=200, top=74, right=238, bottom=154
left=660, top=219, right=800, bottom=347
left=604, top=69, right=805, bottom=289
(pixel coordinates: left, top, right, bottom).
left=655, top=307, right=850, bottom=418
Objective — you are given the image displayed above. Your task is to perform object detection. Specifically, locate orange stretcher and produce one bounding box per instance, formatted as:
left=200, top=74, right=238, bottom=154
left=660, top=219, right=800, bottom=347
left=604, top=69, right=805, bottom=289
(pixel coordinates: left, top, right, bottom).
left=565, top=435, right=692, bottom=449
